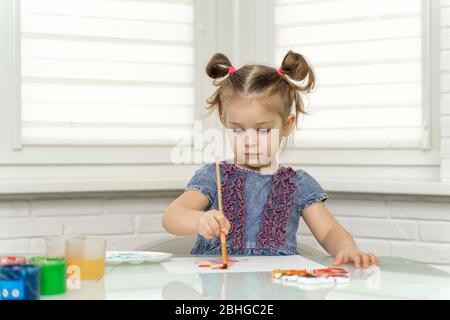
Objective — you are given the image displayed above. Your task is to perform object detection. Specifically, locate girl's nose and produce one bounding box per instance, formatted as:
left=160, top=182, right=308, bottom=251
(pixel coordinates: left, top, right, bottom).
left=244, top=129, right=258, bottom=147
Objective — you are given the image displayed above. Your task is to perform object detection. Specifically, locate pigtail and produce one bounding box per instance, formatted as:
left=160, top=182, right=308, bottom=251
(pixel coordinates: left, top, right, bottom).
left=280, top=50, right=315, bottom=93
left=205, top=53, right=236, bottom=119
left=277, top=50, right=315, bottom=124
left=206, top=53, right=234, bottom=81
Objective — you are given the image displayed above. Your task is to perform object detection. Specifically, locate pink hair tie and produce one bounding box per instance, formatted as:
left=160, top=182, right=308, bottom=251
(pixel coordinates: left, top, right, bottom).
left=276, top=67, right=284, bottom=76
left=228, top=66, right=237, bottom=75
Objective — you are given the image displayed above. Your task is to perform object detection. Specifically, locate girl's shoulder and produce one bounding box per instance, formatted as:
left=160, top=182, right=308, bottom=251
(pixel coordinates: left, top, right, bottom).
left=194, top=162, right=216, bottom=175
left=292, top=168, right=317, bottom=183
left=290, top=167, right=329, bottom=211
left=291, top=167, right=323, bottom=189
left=184, top=163, right=218, bottom=205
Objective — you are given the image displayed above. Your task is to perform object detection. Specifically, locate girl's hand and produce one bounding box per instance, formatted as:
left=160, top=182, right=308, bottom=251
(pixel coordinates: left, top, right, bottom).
left=333, top=248, right=379, bottom=268
left=197, top=210, right=231, bottom=240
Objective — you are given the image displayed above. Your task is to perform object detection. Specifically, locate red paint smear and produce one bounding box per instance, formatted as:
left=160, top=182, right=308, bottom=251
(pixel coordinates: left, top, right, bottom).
left=208, top=258, right=240, bottom=264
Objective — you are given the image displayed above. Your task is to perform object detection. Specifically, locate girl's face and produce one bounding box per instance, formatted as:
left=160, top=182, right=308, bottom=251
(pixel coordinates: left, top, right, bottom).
left=222, top=96, right=295, bottom=170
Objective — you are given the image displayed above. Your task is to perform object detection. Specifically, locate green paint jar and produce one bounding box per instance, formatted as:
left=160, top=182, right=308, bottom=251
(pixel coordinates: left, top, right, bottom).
left=29, top=257, right=66, bottom=295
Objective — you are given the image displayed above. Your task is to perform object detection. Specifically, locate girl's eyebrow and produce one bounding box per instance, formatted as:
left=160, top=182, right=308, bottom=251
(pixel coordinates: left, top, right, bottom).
left=228, top=121, right=275, bottom=126
left=257, top=121, right=275, bottom=125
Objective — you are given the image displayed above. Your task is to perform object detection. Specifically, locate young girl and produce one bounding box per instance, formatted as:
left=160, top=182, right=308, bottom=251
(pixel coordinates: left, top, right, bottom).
left=163, top=51, right=379, bottom=268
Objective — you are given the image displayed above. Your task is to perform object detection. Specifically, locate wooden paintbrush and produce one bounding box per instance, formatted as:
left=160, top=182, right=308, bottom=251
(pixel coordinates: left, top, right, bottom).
left=215, top=160, right=228, bottom=269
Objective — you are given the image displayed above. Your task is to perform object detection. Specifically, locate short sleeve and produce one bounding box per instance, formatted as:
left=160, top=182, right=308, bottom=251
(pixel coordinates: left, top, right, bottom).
left=295, top=169, right=329, bottom=213
left=184, top=163, right=217, bottom=205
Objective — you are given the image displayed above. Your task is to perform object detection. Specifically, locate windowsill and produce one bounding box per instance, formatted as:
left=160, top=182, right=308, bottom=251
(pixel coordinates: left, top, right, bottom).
left=0, top=177, right=449, bottom=196
left=320, top=178, right=450, bottom=196
left=0, top=179, right=185, bottom=195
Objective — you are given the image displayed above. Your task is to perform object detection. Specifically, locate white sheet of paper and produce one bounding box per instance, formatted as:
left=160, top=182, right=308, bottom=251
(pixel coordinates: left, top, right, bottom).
left=161, top=255, right=326, bottom=274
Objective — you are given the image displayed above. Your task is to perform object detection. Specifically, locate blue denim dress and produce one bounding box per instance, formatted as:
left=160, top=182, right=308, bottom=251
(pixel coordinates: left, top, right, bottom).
left=184, top=159, right=328, bottom=256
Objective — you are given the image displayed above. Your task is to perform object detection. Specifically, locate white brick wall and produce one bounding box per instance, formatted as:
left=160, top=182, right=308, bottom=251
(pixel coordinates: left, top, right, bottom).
left=297, top=195, right=450, bottom=273
left=0, top=193, right=176, bottom=254
left=442, top=0, right=450, bottom=181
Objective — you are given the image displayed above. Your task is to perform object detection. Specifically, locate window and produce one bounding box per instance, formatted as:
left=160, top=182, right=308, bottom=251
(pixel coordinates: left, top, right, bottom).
left=20, top=0, right=195, bottom=145
left=0, top=0, right=441, bottom=193
left=275, top=0, right=428, bottom=149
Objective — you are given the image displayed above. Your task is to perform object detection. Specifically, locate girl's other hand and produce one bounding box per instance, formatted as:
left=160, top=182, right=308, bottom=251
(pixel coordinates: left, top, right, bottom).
left=197, top=210, right=231, bottom=240
left=333, top=248, right=380, bottom=268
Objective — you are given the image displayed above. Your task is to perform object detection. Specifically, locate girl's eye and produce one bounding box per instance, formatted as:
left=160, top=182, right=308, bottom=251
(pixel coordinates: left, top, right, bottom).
left=232, top=128, right=244, bottom=134
left=257, top=128, right=271, bottom=134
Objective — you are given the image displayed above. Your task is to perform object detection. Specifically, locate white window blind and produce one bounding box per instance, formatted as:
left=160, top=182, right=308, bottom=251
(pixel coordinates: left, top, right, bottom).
left=275, top=0, right=426, bottom=149
left=20, top=0, right=195, bottom=145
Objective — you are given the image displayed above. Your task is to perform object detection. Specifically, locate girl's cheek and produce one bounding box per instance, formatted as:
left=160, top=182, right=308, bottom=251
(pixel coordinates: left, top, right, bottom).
left=259, top=134, right=271, bottom=156
left=229, top=134, right=245, bottom=155
left=258, top=133, right=279, bottom=163
left=268, top=129, right=281, bottom=152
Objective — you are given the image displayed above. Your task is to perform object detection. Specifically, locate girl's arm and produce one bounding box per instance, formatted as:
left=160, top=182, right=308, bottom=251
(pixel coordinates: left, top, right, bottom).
left=163, top=190, right=230, bottom=239
left=302, top=202, right=379, bottom=268
left=163, top=190, right=206, bottom=235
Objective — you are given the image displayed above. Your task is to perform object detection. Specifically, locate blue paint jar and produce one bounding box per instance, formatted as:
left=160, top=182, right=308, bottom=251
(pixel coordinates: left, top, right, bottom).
left=0, top=264, right=40, bottom=300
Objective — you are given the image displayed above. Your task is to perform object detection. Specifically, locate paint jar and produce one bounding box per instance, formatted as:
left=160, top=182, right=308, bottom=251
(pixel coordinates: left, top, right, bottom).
left=0, top=256, right=27, bottom=266
left=66, top=236, right=106, bottom=281
left=29, top=257, right=66, bottom=295
left=45, top=236, right=66, bottom=258
left=0, top=264, right=40, bottom=300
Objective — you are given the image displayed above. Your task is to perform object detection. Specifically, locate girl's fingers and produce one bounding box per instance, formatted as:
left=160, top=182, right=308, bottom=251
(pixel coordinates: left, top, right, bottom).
left=225, top=220, right=232, bottom=234
left=361, top=254, right=370, bottom=268
left=207, top=218, right=221, bottom=236
left=353, top=254, right=362, bottom=268
left=333, top=252, right=345, bottom=265
left=369, top=253, right=379, bottom=266
left=200, top=230, right=212, bottom=240
left=345, top=253, right=351, bottom=264
left=215, top=212, right=229, bottom=233
left=201, top=221, right=215, bottom=239
left=334, top=251, right=380, bottom=268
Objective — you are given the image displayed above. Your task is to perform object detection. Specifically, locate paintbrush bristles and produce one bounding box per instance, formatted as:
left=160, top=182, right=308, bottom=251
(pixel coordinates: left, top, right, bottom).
left=216, top=161, right=228, bottom=268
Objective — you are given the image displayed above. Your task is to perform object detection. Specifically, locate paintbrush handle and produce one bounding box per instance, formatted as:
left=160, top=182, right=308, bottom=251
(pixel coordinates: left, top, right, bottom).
left=216, top=161, right=228, bottom=264
left=215, top=161, right=223, bottom=212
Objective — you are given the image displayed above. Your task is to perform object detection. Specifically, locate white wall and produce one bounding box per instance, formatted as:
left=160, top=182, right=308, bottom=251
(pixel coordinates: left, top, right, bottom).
left=442, top=0, right=450, bottom=179
left=299, top=193, right=450, bottom=273
left=0, top=192, right=177, bottom=253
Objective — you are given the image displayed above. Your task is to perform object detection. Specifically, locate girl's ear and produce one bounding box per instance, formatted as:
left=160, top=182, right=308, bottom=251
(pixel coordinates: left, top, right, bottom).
left=282, top=114, right=296, bottom=136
